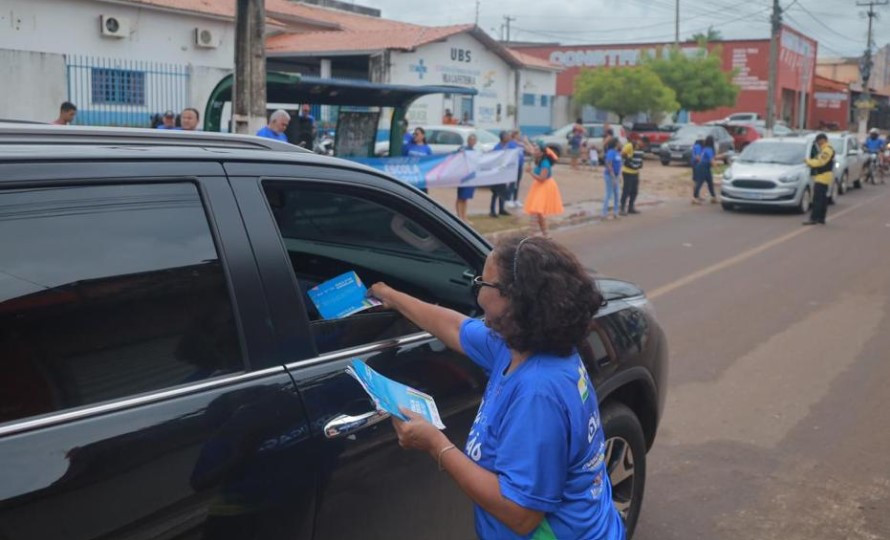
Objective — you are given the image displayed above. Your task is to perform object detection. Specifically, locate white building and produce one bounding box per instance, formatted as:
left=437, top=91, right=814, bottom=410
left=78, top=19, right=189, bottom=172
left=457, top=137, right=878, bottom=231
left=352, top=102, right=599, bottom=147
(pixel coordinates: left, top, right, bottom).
left=0, top=0, right=237, bottom=125
left=1, top=0, right=558, bottom=134
left=266, top=24, right=560, bottom=136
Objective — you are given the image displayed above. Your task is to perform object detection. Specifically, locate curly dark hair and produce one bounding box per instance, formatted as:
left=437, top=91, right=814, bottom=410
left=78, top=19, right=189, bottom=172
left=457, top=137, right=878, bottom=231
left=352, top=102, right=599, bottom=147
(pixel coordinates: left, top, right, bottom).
left=490, top=234, right=603, bottom=357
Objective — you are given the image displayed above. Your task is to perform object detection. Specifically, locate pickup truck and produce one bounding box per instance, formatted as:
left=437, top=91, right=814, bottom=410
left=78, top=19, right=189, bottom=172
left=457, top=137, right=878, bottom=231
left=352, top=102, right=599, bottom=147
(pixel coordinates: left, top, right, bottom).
left=627, top=123, right=675, bottom=154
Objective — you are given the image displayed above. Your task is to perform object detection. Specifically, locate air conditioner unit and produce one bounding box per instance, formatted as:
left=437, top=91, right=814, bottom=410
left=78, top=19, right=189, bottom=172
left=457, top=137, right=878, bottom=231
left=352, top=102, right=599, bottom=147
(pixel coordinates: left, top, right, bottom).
left=100, top=15, right=129, bottom=38
left=195, top=27, right=218, bottom=49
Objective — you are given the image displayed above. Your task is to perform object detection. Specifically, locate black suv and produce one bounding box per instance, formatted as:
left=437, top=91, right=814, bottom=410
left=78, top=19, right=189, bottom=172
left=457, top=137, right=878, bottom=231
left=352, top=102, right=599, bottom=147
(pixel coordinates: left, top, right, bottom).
left=0, top=127, right=667, bottom=539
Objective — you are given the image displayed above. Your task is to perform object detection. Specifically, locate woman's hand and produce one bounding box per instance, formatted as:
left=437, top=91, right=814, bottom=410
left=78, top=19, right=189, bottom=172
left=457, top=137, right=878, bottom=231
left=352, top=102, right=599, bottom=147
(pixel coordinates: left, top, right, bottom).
left=368, top=282, right=396, bottom=308
left=392, top=408, right=450, bottom=458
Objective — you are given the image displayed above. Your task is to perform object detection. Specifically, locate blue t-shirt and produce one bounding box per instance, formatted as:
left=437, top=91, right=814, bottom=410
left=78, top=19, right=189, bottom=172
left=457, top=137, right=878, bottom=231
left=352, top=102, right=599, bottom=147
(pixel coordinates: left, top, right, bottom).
left=402, top=142, right=432, bottom=157
left=691, top=142, right=703, bottom=165
left=700, top=146, right=715, bottom=166
left=256, top=126, right=287, bottom=142
left=403, top=133, right=413, bottom=146
left=533, top=157, right=552, bottom=179
left=605, top=148, right=621, bottom=177
left=459, top=319, right=625, bottom=540
left=865, top=137, right=885, bottom=152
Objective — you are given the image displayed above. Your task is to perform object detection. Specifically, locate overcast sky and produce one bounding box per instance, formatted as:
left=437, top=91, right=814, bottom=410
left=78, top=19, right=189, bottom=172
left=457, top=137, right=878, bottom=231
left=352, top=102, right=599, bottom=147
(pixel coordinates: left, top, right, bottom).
left=364, top=0, right=886, bottom=58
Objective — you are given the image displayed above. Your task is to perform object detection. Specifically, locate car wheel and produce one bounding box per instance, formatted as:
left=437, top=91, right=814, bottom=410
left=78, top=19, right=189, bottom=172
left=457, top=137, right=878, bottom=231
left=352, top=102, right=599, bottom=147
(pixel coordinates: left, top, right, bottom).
left=602, top=402, right=646, bottom=538
left=839, top=172, right=848, bottom=195
left=721, top=202, right=734, bottom=211
left=660, top=157, right=670, bottom=166
left=797, top=186, right=812, bottom=214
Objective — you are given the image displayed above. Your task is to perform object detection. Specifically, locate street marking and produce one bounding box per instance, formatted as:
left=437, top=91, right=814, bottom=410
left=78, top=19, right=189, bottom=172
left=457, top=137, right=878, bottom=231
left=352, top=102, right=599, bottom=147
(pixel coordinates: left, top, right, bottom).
left=649, top=192, right=885, bottom=300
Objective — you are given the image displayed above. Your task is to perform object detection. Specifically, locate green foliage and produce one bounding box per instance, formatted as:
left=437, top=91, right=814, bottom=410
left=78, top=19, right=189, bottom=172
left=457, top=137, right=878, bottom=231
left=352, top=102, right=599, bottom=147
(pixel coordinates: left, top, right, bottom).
left=645, top=45, right=740, bottom=112
left=690, top=26, right=723, bottom=46
left=573, top=65, right=679, bottom=122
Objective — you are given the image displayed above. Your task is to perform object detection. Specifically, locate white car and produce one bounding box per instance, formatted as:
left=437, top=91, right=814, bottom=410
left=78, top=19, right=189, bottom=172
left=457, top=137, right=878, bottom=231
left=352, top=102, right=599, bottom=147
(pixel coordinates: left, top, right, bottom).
left=536, top=122, right=628, bottom=158
left=828, top=132, right=867, bottom=193
left=721, top=135, right=838, bottom=213
left=376, top=125, right=500, bottom=156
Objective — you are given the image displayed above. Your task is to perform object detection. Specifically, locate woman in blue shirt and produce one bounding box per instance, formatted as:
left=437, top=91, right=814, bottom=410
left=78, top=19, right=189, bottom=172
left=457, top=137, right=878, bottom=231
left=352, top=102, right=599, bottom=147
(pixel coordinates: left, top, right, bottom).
left=692, top=135, right=717, bottom=204
left=403, top=127, right=433, bottom=157
left=370, top=235, right=625, bottom=540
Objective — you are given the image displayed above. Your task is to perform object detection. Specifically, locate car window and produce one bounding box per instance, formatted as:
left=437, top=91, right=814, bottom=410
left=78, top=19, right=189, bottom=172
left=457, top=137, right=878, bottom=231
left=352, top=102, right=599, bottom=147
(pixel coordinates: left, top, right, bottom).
left=587, top=126, right=605, bottom=138
left=262, top=182, right=477, bottom=354
left=433, top=130, right=464, bottom=146
left=849, top=138, right=859, bottom=151
left=475, top=129, right=499, bottom=144
left=0, top=183, right=243, bottom=425
left=738, top=141, right=807, bottom=164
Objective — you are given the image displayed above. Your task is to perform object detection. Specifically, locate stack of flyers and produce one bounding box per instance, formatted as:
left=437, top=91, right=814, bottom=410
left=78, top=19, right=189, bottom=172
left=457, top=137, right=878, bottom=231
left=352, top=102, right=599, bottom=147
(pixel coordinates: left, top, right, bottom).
left=345, top=359, right=445, bottom=429
left=307, top=271, right=382, bottom=320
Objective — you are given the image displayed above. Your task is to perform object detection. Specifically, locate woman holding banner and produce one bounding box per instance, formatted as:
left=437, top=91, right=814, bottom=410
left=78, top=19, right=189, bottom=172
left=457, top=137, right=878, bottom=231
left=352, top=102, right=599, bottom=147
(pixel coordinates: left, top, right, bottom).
left=455, top=134, right=478, bottom=222
left=522, top=141, right=564, bottom=237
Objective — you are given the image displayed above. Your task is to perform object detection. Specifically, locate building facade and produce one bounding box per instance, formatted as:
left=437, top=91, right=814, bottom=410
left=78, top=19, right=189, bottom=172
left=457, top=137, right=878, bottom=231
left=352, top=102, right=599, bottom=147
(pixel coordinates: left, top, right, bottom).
left=0, top=0, right=234, bottom=125
left=513, top=25, right=818, bottom=129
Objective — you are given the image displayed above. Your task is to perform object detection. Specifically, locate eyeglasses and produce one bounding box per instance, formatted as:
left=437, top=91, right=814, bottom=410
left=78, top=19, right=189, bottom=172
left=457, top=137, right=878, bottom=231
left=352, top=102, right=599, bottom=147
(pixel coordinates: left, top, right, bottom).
left=471, top=275, right=503, bottom=296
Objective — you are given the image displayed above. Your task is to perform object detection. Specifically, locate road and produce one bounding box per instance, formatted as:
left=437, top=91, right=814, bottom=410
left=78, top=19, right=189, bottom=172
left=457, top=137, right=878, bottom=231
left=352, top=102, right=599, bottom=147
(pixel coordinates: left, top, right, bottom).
left=553, top=185, right=890, bottom=539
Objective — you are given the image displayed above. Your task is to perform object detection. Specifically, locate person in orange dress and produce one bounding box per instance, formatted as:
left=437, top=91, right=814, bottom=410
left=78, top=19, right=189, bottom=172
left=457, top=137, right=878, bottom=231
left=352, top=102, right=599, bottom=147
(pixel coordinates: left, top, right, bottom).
left=522, top=141, right=564, bottom=237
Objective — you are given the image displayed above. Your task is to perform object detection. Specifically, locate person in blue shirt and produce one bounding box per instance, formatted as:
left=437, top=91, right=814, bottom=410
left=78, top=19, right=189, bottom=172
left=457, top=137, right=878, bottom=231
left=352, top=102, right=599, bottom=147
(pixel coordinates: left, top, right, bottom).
left=402, top=127, right=433, bottom=157
left=491, top=131, right=518, bottom=217
left=455, top=134, right=478, bottom=222
left=156, top=110, right=177, bottom=130
left=370, top=235, right=625, bottom=540
left=602, top=138, right=622, bottom=220
left=864, top=128, right=885, bottom=153
left=692, top=135, right=717, bottom=204
left=256, top=110, right=290, bottom=143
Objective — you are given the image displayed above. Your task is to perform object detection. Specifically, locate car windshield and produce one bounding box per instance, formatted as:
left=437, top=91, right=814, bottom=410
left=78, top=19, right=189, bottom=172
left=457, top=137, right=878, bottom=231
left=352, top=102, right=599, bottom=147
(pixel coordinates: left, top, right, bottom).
left=828, top=137, right=844, bottom=151
left=548, top=124, right=573, bottom=137
left=475, top=129, right=500, bottom=144
left=672, top=126, right=713, bottom=142
left=737, top=141, right=806, bottom=164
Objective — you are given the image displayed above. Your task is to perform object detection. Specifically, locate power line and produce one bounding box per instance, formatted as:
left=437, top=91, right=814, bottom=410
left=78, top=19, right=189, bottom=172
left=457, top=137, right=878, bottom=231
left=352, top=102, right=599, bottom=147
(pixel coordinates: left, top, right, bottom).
left=790, top=2, right=866, bottom=44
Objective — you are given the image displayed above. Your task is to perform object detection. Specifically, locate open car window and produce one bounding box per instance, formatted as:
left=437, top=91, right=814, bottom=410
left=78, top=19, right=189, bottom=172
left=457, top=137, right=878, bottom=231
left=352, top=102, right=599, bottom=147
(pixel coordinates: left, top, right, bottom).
left=262, top=182, right=478, bottom=354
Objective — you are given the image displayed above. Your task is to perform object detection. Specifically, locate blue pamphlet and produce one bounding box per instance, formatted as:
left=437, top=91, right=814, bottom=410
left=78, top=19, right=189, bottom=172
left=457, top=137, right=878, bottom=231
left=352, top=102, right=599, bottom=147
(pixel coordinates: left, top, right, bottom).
left=307, top=271, right=382, bottom=320
left=346, top=359, right=445, bottom=429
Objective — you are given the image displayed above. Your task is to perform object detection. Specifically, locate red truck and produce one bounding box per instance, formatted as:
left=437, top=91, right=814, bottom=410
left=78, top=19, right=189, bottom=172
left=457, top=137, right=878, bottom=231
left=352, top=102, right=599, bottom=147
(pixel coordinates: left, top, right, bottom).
left=627, top=123, right=677, bottom=154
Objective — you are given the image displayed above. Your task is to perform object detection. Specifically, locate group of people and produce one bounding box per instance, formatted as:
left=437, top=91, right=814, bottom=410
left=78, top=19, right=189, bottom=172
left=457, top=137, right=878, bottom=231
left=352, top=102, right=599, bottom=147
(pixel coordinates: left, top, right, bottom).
left=601, top=137, right=643, bottom=220
left=254, top=104, right=317, bottom=149
left=442, top=108, right=473, bottom=126
left=154, top=107, right=202, bottom=131
left=447, top=128, right=564, bottom=237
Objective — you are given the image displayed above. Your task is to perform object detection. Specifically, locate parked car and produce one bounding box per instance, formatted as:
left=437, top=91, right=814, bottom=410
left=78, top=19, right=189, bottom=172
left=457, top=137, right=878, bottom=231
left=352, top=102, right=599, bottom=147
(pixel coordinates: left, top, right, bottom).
left=375, top=125, right=500, bottom=156
left=720, top=135, right=836, bottom=212
left=721, top=123, right=761, bottom=152
left=722, top=112, right=760, bottom=123
left=537, top=122, right=628, bottom=158
left=828, top=132, right=867, bottom=193
left=659, top=125, right=734, bottom=165
left=0, top=125, right=667, bottom=539
left=627, top=123, right=674, bottom=154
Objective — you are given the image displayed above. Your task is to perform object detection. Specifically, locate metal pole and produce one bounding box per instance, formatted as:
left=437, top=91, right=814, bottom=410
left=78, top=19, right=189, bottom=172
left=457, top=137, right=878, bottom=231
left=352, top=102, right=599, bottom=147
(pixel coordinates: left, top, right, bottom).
left=766, top=0, right=781, bottom=135
left=675, top=0, right=680, bottom=46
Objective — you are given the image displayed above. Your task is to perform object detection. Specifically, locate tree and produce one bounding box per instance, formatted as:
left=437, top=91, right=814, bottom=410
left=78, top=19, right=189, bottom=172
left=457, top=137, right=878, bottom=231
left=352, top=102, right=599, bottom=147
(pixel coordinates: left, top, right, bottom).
left=645, top=46, right=739, bottom=113
left=690, top=26, right=723, bottom=45
left=574, top=65, right=679, bottom=123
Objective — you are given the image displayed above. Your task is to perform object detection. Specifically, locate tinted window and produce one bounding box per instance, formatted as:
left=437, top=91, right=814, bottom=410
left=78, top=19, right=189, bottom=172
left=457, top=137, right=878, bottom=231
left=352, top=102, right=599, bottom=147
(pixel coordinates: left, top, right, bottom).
left=262, top=183, right=477, bottom=353
left=434, top=130, right=464, bottom=146
left=0, top=183, right=243, bottom=424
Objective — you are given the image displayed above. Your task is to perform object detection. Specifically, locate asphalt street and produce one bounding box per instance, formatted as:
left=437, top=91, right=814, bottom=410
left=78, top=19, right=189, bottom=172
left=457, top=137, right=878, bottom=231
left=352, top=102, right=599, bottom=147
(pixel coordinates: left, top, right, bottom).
left=554, top=184, right=890, bottom=539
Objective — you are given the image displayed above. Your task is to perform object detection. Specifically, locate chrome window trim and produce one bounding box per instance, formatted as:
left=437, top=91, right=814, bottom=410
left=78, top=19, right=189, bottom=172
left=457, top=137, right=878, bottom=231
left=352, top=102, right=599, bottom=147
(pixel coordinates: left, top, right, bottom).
left=283, top=331, right=436, bottom=371
left=0, top=366, right=286, bottom=438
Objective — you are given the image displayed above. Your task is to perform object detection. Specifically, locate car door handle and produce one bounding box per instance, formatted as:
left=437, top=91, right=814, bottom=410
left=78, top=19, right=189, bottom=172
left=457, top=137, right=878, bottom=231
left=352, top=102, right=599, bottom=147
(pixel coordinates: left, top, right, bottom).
left=324, top=410, right=390, bottom=439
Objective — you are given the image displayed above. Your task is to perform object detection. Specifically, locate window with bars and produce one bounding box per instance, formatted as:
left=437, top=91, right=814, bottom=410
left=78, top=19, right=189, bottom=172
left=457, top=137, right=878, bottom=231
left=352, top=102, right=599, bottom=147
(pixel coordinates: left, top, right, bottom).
left=540, top=95, right=549, bottom=107
left=91, top=68, right=146, bottom=105
left=522, top=93, right=536, bottom=106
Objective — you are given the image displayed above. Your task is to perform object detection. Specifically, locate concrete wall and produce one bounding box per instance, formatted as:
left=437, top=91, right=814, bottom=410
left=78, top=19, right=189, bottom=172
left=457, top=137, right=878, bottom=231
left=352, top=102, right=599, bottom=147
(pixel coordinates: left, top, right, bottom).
left=390, top=32, right=517, bottom=131
left=517, top=69, right=556, bottom=135
left=0, top=49, right=67, bottom=122
left=0, top=0, right=234, bottom=68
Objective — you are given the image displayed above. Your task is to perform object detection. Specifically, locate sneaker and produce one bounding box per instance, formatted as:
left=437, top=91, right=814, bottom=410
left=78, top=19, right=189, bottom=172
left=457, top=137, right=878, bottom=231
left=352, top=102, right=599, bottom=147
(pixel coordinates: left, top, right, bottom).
left=619, top=209, right=628, bottom=216
left=489, top=212, right=499, bottom=218
left=710, top=197, right=718, bottom=204
left=628, top=209, right=640, bottom=214
left=499, top=210, right=511, bottom=216
left=802, top=220, right=817, bottom=226
left=691, top=199, right=702, bottom=205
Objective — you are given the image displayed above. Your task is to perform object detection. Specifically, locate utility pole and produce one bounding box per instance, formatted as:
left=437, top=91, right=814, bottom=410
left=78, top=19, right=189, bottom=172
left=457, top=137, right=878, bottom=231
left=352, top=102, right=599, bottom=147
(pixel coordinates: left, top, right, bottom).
left=765, top=0, right=781, bottom=135
left=475, top=0, right=481, bottom=26
left=674, top=0, right=680, bottom=46
left=233, top=0, right=266, bottom=135
left=856, top=0, right=888, bottom=137
left=503, top=16, right=515, bottom=43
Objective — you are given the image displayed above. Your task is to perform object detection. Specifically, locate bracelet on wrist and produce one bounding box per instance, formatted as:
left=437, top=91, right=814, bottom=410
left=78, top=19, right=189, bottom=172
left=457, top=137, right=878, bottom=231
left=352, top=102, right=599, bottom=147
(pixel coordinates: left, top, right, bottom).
left=437, top=444, right=457, bottom=471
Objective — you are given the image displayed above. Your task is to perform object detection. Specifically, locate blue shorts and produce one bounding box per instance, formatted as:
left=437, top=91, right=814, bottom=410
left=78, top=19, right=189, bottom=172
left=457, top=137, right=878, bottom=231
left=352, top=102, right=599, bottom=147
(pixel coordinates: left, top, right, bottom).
left=457, top=186, right=476, bottom=200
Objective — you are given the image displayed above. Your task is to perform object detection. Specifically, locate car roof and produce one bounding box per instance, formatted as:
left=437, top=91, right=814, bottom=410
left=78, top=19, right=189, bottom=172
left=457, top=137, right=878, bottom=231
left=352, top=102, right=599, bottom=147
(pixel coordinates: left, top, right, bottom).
left=0, top=124, right=310, bottom=153
left=749, top=136, right=809, bottom=144
left=416, top=124, right=478, bottom=133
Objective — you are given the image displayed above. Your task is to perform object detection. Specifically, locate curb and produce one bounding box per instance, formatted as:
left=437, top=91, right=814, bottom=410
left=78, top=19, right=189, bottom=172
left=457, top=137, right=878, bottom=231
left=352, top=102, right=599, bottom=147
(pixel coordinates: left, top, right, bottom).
left=482, top=198, right=665, bottom=242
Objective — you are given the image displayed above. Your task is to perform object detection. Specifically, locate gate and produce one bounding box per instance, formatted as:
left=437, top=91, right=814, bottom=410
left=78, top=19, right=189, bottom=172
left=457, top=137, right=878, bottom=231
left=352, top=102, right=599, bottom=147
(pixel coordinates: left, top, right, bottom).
left=66, top=55, right=190, bottom=127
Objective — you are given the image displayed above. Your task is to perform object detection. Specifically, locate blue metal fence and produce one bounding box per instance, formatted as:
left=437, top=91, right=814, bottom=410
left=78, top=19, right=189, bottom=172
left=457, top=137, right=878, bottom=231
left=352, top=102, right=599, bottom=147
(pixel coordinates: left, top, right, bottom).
left=66, top=55, right=190, bottom=127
